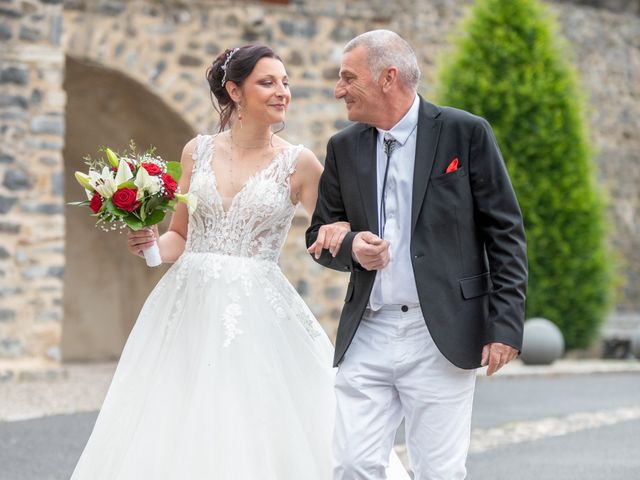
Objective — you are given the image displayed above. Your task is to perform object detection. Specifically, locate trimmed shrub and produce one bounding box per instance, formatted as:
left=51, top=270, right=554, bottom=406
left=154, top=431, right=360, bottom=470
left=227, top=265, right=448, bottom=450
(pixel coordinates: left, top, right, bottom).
left=436, top=0, right=612, bottom=348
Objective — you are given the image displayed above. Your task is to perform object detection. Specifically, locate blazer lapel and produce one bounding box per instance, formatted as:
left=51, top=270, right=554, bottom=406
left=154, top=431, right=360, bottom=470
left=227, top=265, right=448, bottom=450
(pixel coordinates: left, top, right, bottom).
left=356, top=126, right=379, bottom=235
left=411, top=98, right=442, bottom=234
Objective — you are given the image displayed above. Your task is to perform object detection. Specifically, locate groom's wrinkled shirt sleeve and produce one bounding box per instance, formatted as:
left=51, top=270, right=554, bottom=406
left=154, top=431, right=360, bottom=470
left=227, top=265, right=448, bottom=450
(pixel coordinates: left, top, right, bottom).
left=306, top=138, right=359, bottom=272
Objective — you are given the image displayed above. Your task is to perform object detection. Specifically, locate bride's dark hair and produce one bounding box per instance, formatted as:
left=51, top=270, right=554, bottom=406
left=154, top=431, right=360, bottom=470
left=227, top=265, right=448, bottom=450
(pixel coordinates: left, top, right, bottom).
left=206, top=44, right=282, bottom=132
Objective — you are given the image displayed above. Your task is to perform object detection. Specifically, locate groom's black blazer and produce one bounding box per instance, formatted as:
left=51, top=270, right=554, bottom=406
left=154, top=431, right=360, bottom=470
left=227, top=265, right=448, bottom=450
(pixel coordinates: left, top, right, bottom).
left=306, top=96, right=528, bottom=369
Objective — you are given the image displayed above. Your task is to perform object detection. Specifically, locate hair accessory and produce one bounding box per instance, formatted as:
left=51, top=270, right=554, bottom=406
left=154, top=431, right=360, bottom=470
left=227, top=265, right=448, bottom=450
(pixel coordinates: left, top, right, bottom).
left=221, top=48, right=240, bottom=86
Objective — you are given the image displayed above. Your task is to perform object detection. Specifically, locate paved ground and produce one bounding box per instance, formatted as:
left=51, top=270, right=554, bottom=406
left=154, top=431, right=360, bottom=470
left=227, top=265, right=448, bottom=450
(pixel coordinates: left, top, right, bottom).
left=467, top=419, right=640, bottom=479
left=465, top=372, right=640, bottom=479
left=1, top=360, right=639, bottom=479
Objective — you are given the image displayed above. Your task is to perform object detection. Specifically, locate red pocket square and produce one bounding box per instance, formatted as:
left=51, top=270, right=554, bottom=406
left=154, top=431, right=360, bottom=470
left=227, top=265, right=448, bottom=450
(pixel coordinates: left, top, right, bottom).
left=445, top=158, right=459, bottom=173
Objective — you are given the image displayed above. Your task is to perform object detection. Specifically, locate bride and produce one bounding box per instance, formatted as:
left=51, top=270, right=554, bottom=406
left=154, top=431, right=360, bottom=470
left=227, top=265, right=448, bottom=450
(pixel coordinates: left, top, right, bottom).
left=70, top=44, right=410, bottom=479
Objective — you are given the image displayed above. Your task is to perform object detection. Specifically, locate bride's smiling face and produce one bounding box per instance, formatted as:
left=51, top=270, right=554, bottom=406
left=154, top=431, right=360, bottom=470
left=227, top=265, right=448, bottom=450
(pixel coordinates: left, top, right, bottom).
left=238, top=58, right=291, bottom=126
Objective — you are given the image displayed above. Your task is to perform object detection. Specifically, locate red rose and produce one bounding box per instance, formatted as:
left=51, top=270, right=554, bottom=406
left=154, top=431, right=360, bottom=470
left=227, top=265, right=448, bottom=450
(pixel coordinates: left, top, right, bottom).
left=112, top=188, right=141, bottom=212
left=161, top=173, right=178, bottom=199
left=89, top=192, right=103, bottom=213
left=142, top=163, right=162, bottom=176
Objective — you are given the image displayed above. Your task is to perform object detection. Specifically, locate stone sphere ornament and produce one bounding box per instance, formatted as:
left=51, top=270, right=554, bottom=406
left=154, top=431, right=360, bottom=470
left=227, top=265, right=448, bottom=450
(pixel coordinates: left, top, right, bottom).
left=520, top=318, right=565, bottom=365
left=631, top=329, right=640, bottom=360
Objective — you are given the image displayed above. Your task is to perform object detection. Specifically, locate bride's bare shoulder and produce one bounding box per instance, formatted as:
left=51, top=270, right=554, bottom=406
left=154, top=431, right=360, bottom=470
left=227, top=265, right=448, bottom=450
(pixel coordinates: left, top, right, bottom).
left=291, top=147, right=322, bottom=182
left=182, top=136, right=201, bottom=156
left=270, top=134, right=294, bottom=149
left=181, top=133, right=221, bottom=162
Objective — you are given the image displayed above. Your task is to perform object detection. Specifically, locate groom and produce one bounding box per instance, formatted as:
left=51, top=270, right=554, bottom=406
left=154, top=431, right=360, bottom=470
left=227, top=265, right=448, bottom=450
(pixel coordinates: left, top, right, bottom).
left=306, top=30, right=527, bottom=479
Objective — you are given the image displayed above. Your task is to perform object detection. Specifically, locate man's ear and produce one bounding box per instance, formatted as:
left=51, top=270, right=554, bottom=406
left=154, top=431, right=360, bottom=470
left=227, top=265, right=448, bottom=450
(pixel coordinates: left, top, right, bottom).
left=380, top=66, right=398, bottom=93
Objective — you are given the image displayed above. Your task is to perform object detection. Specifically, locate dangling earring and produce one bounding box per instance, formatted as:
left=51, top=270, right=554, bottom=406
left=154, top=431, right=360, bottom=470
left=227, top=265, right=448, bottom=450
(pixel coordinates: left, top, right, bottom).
left=237, top=103, right=243, bottom=129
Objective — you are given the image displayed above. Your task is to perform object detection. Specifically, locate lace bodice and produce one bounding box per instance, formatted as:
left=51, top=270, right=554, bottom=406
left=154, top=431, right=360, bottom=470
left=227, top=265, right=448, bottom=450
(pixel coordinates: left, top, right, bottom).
left=185, top=134, right=302, bottom=262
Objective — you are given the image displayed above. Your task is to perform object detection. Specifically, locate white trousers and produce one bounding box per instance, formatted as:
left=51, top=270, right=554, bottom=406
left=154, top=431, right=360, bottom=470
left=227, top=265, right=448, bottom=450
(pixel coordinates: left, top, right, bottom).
left=333, top=305, right=476, bottom=480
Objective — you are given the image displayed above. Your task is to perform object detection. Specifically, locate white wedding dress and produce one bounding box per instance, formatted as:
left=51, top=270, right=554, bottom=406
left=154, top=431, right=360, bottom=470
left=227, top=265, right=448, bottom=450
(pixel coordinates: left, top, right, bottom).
left=71, top=134, right=410, bottom=480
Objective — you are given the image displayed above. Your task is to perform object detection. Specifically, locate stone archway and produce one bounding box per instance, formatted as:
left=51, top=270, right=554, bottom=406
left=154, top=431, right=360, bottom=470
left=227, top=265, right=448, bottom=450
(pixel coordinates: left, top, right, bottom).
left=61, top=56, right=195, bottom=361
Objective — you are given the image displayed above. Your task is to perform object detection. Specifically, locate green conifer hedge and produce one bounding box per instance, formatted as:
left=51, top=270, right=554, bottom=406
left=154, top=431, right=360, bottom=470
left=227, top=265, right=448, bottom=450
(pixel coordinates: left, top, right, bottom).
left=436, top=0, right=612, bottom=348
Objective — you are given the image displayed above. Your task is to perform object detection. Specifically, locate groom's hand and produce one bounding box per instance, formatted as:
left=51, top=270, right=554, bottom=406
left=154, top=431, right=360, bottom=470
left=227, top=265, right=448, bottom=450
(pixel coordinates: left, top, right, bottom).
left=352, top=231, right=390, bottom=270
left=481, top=342, right=519, bottom=376
left=308, top=221, right=351, bottom=259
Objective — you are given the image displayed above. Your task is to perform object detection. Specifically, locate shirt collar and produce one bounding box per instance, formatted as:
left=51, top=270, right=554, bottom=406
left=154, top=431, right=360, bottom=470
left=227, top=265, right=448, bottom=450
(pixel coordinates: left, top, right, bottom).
left=377, top=94, right=420, bottom=147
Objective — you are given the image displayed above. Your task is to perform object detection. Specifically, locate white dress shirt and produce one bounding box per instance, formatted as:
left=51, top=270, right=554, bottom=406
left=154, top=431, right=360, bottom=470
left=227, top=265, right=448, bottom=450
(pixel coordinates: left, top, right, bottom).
left=369, top=95, right=421, bottom=310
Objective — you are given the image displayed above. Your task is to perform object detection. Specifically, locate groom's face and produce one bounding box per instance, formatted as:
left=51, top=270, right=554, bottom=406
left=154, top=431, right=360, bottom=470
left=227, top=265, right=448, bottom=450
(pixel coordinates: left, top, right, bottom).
left=335, top=45, right=382, bottom=125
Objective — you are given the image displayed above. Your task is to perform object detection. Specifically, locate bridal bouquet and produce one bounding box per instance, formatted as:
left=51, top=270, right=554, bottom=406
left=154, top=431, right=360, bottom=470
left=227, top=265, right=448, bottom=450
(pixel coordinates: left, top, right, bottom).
left=71, top=142, right=197, bottom=267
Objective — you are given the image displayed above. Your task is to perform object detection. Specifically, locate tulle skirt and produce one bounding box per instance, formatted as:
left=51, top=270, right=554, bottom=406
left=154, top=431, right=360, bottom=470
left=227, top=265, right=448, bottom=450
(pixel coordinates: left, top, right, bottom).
left=70, top=252, right=408, bottom=479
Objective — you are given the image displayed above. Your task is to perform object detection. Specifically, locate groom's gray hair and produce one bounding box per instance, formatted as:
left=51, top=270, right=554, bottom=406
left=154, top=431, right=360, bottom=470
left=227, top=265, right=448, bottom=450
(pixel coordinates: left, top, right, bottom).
left=344, top=30, right=421, bottom=91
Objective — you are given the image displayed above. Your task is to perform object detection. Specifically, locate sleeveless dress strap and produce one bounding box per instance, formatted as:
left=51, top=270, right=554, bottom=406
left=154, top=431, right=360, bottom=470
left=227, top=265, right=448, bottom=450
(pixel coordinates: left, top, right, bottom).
left=281, top=144, right=304, bottom=180
left=191, top=134, right=215, bottom=176
left=193, top=134, right=213, bottom=163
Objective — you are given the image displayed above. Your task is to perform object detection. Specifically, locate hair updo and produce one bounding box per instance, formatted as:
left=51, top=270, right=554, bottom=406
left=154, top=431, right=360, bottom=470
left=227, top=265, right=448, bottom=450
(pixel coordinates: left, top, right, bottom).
left=206, top=44, right=282, bottom=132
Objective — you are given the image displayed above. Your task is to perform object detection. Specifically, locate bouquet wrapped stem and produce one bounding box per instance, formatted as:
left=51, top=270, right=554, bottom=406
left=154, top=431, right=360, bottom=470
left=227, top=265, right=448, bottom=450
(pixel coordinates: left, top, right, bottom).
left=142, top=238, right=162, bottom=267
left=71, top=142, right=197, bottom=267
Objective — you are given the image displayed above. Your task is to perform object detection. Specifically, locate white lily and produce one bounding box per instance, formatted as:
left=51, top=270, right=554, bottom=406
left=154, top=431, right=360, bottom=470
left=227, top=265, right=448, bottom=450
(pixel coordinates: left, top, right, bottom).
left=175, top=192, right=198, bottom=214
left=88, top=166, right=117, bottom=199
left=134, top=166, right=161, bottom=200
left=74, top=171, right=94, bottom=191
left=115, top=159, right=134, bottom=186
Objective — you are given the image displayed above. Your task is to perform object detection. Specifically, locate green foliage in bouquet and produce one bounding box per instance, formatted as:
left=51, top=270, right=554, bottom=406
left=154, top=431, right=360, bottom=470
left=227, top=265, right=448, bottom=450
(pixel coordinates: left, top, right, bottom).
left=72, top=140, right=196, bottom=231
left=435, top=0, right=613, bottom=348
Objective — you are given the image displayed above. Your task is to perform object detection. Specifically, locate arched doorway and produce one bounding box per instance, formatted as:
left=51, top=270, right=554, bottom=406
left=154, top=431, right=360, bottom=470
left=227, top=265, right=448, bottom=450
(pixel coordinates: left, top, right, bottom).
left=62, top=56, right=195, bottom=361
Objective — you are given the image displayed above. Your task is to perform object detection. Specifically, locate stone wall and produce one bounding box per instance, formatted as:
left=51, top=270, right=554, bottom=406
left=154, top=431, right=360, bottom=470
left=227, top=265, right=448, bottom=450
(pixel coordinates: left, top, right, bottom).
left=60, top=57, right=195, bottom=362
left=555, top=0, right=640, bottom=15
left=0, top=0, right=638, bottom=364
left=0, top=0, right=66, bottom=364
left=557, top=5, right=640, bottom=313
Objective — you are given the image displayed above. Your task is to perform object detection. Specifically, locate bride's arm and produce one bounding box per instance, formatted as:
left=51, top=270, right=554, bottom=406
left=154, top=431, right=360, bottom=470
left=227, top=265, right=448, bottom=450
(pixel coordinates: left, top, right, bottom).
left=157, top=138, right=197, bottom=262
left=127, top=138, right=196, bottom=263
left=292, top=148, right=350, bottom=258
left=290, top=147, right=322, bottom=216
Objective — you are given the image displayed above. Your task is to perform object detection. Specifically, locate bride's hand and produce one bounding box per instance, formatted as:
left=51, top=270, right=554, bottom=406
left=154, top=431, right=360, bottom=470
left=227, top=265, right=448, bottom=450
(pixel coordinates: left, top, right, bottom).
left=307, top=221, right=351, bottom=259
left=127, top=226, right=159, bottom=258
